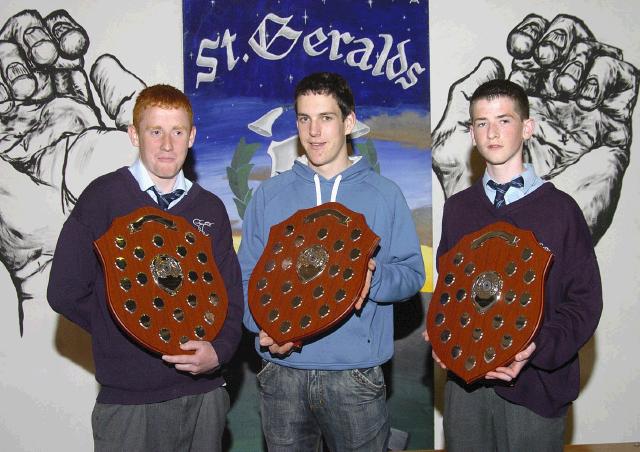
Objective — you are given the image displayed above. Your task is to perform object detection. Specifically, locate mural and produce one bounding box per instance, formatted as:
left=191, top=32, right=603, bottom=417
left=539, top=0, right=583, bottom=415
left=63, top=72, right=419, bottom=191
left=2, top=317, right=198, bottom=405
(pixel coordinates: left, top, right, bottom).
left=432, top=13, right=639, bottom=245
left=0, top=9, right=145, bottom=333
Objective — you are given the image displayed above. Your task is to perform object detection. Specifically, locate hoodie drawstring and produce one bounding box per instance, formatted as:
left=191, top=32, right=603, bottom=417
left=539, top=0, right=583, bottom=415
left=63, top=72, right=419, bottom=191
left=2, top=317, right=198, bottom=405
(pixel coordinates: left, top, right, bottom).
left=313, top=173, right=342, bottom=206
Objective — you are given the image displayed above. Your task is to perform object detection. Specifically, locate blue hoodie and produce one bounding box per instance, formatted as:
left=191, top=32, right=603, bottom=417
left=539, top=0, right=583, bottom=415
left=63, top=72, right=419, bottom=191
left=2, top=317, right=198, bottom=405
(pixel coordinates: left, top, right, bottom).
left=238, top=156, right=424, bottom=370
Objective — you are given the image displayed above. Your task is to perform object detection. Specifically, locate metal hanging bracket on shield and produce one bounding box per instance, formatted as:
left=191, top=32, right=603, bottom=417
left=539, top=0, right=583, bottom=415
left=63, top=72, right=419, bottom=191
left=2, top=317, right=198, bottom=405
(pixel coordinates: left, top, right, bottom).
left=426, top=221, right=553, bottom=384
left=248, top=202, right=380, bottom=346
left=94, top=206, right=228, bottom=356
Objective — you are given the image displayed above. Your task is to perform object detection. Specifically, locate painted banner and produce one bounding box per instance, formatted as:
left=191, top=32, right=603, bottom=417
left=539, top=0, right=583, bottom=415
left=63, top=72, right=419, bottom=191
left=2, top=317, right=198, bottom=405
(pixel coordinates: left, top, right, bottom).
left=183, top=1, right=433, bottom=449
left=183, top=0, right=431, bottom=259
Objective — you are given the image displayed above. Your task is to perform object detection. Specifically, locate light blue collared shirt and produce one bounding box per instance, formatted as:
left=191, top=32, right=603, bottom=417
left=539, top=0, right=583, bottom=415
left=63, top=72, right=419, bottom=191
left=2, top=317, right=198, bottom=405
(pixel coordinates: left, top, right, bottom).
left=483, top=163, right=545, bottom=206
left=128, top=159, right=192, bottom=209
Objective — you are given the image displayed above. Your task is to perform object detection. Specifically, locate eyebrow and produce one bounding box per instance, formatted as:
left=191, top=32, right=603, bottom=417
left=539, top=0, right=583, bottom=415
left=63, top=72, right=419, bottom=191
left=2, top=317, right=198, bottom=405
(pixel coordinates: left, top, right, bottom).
left=296, top=112, right=338, bottom=117
left=473, top=113, right=515, bottom=122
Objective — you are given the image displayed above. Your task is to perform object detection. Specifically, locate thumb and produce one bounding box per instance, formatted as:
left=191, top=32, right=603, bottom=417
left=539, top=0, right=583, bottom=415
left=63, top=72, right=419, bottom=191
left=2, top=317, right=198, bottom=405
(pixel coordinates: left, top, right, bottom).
left=90, top=54, right=146, bottom=129
left=436, top=57, right=505, bottom=131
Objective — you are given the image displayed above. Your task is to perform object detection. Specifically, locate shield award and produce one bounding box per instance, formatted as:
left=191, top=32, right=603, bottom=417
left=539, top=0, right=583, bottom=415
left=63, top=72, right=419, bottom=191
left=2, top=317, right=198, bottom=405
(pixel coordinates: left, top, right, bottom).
left=248, top=202, right=380, bottom=346
left=426, top=221, right=553, bottom=383
left=94, top=206, right=228, bottom=355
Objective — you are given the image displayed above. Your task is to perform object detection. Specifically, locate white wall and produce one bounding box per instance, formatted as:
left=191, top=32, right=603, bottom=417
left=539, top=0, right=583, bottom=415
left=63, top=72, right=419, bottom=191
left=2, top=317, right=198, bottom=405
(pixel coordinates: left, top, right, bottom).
left=430, top=0, right=640, bottom=448
left=1, top=1, right=638, bottom=450
left=0, top=1, right=182, bottom=450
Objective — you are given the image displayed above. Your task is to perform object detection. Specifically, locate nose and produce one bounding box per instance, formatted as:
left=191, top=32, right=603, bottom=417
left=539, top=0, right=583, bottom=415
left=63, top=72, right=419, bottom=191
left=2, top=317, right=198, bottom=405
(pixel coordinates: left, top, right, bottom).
left=487, top=122, right=499, bottom=139
left=309, top=118, right=321, bottom=137
left=161, top=133, right=172, bottom=151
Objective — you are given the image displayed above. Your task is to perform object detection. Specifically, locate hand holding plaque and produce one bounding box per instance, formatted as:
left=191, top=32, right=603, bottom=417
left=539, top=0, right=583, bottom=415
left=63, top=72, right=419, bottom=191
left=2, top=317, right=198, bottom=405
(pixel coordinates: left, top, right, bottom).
left=94, top=207, right=229, bottom=356
left=426, top=222, right=553, bottom=383
left=248, top=202, right=380, bottom=346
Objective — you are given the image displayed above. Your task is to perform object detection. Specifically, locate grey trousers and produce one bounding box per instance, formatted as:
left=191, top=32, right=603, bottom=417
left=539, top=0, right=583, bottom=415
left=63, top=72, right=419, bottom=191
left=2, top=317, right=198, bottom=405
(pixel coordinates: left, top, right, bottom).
left=92, top=386, right=229, bottom=452
left=443, top=379, right=566, bottom=452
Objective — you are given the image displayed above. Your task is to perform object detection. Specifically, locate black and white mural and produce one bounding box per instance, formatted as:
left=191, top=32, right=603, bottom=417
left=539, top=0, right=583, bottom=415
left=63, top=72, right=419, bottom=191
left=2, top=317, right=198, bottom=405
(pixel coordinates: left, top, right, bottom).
left=432, top=13, right=638, bottom=245
left=430, top=2, right=640, bottom=448
left=0, top=9, right=144, bottom=334
left=0, top=1, right=181, bottom=449
left=1, top=1, right=639, bottom=451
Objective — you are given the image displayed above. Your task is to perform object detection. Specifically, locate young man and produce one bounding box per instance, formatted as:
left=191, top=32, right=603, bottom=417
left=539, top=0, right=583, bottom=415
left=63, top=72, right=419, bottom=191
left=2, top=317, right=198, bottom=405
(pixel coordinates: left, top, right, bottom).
left=238, top=72, right=424, bottom=451
left=426, top=79, right=602, bottom=451
left=47, top=84, right=243, bottom=451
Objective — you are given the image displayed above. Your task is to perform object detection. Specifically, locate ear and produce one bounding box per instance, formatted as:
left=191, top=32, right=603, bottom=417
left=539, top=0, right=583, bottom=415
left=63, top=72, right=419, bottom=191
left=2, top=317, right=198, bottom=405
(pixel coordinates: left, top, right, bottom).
left=522, top=117, right=535, bottom=139
left=343, top=111, right=356, bottom=136
left=127, top=125, right=139, bottom=147
left=469, top=123, right=477, bottom=146
left=188, top=126, right=196, bottom=148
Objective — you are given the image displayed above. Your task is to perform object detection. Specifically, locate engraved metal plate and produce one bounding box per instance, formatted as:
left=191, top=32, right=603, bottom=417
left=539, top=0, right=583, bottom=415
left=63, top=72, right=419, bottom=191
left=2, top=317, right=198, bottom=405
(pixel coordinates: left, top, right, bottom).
left=426, top=221, right=552, bottom=384
left=249, top=202, right=379, bottom=345
left=94, top=206, right=228, bottom=355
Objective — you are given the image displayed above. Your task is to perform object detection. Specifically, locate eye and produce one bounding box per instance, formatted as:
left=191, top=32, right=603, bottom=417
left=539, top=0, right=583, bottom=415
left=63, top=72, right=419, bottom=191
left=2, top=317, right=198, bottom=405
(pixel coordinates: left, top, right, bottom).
left=150, top=129, right=161, bottom=137
left=297, top=116, right=309, bottom=124
left=322, top=115, right=333, bottom=121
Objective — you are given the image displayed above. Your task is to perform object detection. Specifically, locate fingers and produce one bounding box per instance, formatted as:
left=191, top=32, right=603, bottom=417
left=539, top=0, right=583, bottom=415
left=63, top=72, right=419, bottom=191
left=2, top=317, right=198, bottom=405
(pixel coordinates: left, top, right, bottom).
left=0, top=41, right=37, bottom=100
left=355, top=258, right=375, bottom=311
left=515, top=341, right=536, bottom=361
left=532, top=14, right=594, bottom=67
left=578, top=56, right=638, bottom=122
left=507, top=14, right=549, bottom=60
left=162, top=341, right=219, bottom=375
left=90, top=54, right=146, bottom=129
left=259, top=330, right=296, bottom=356
left=0, top=78, right=12, bottom=114
left=0, top=10, right=58, bottom=66
left=44, top=10, right=89, bottom=60
left=0, top=10, right=92, bottom=106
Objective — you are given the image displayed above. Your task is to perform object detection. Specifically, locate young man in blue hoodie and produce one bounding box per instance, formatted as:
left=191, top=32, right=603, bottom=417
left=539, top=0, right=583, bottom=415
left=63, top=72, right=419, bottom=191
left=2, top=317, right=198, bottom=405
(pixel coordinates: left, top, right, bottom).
left=238, top=72, right=424, bottom=451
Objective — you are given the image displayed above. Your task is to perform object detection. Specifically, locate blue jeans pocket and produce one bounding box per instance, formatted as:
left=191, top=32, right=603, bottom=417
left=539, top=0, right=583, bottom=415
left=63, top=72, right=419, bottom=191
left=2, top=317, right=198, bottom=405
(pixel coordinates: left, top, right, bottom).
left=351, top=366, right=386, bottom=391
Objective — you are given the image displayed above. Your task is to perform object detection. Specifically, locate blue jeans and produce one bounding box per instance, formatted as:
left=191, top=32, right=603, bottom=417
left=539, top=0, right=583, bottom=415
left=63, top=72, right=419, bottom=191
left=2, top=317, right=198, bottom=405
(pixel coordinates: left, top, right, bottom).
left=257, top=362, right=389, bottom=452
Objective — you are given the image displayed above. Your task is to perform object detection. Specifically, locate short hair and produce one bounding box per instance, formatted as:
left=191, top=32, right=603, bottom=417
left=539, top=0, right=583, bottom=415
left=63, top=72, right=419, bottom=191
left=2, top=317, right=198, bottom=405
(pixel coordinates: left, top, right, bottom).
left=469, top=79, right=529, bottom=120
left=294, top=72, right=355, bottom=118
left=132, top=84, right=194, bottom=128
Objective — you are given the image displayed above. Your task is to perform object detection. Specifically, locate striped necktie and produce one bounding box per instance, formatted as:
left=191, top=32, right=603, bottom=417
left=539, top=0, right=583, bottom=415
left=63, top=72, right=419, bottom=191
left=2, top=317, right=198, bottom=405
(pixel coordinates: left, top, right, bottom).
left=148, top=186, right=184, bottom=210
left=487, top=176, right=524, bottom=208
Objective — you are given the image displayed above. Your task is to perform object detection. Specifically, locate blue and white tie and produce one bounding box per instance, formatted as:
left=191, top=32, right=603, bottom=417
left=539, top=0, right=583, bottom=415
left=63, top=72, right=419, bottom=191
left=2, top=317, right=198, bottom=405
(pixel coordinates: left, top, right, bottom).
left=487, top=176, right=524, bottom=209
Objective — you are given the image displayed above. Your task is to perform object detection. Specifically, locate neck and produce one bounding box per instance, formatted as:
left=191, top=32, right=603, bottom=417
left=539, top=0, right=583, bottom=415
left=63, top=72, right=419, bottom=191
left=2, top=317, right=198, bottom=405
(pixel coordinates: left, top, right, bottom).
left=152, top=177, right=177, bottom=193
left=309, top=155, right=351, bottom=180
left=486, top=163, right=525, bottom=184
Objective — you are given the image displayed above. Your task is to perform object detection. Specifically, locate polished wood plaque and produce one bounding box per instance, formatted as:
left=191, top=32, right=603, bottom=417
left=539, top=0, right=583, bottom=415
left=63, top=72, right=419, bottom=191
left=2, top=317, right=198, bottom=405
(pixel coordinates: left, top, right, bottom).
left=249, top=202, right=380, bottom=346
left=426, top=221, right=553, bottom=383
left=94, top=207, right=228, bottom=355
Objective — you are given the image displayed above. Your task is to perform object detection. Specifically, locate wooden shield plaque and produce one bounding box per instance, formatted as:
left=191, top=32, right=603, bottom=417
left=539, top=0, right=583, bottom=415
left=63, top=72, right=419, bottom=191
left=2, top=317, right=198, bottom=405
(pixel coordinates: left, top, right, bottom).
left=426, top=221, right=553, bottom=383
left=94, top=207, right=228, bottom=356
left=249, top=202, right=380, bottom=346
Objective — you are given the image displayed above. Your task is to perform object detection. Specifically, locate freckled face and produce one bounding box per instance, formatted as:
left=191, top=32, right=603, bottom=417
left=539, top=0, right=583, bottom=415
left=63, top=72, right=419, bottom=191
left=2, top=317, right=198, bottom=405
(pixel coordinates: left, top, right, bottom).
left=470, top=96, right=534, bottom=179
left=128, top=106, right=195, bottom=192
left=296, top=93, right=355, bottom=179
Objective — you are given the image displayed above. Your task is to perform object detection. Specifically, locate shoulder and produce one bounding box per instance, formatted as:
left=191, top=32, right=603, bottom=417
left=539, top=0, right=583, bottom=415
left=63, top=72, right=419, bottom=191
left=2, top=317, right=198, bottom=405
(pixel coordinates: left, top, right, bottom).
left=257, top=171, right=298, bottom=196
left=191, top=184, right=226, bottom=209
left=443, top=182, right=482, bottom=211
left=78, top=167, right=130, bottom=201
left=358, top=171, right=407, bottom=204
